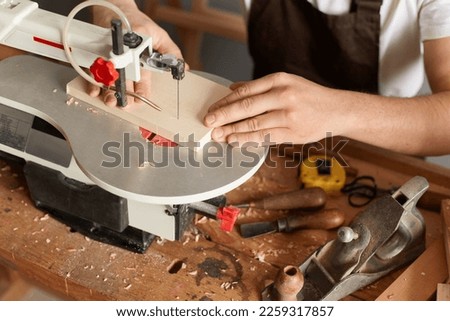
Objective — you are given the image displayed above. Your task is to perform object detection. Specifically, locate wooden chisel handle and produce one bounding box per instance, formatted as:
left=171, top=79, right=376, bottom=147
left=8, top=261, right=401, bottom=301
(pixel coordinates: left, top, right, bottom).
left=280, top=208, right=345, bottom=232
left=250, top=187, right=327, bottom=210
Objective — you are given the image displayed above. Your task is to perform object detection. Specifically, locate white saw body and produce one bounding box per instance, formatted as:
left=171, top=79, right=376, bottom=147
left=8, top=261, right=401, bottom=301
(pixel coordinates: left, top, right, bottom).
left=0, top=1, right=266, bottom=250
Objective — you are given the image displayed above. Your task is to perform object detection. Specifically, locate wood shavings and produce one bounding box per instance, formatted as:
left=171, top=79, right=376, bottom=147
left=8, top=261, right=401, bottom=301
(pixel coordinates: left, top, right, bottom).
left=195, top=216, right=209, bottom=224
left=124, top=284, right=132, bottom=290
left=252, top=250, right=266, bottom=262
left=110, top=253, right=117, bottom=260
left=188, top=270, right=198, bottom=276
left=66, top=97, right=75, bottom=105
left=13, top=227, right=18, bottom=231
left=46, top=238, right=51, bottom=244
left=40, top=214, right=50, bottom=221
left=156, top=237, right=167, bottom=245
left=86, top=107, right=99, bottom=114
left=1, top=165, right=11, bottom=172
left=220, top=281, right=238, bottom=291
left=265, top=248, right=289, bottom=258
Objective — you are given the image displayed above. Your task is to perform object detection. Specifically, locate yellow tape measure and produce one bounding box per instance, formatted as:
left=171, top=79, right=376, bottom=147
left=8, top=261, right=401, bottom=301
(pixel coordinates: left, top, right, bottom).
left=300, top=155, right=346, bottom=193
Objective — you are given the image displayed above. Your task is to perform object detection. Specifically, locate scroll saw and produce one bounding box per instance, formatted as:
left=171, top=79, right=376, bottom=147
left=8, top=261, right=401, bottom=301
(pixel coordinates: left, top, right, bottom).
left=0, top=0, right=267, bottom=252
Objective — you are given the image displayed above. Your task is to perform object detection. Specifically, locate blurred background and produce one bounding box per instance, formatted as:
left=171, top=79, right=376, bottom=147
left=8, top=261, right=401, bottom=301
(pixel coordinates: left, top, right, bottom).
left=37, top=0, right=253, bottom=82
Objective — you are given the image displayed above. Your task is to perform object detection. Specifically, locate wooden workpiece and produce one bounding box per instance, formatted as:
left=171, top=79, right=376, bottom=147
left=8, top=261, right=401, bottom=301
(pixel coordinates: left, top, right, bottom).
left=1, top=139, right=449, bottom=301
left=67, top=70, right=231, bottom=147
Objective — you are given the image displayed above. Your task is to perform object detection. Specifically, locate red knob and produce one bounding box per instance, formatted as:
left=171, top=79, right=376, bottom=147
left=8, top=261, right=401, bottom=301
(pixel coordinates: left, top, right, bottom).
left=89, top=57, right=119, bottom=86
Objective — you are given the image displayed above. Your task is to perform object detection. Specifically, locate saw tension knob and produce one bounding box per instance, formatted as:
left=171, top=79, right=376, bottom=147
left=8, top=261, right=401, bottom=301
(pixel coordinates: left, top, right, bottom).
left=89, top=57, right=119, bottom=86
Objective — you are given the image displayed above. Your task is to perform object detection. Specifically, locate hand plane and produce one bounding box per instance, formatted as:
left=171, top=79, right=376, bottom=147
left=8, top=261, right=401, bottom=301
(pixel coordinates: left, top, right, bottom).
left=262, top=176, right=428, bottom=301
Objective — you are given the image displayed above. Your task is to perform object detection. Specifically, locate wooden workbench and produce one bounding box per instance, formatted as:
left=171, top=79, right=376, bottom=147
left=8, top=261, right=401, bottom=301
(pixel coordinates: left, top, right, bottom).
left=0, top=138, right=449, bottom=301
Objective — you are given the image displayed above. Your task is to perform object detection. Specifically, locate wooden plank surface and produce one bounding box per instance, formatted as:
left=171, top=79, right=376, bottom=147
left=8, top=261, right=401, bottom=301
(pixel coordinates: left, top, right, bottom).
left=1, top=142, right=448, bottom=301
left=0, top=159, right=276, bottom=300
left=376, top=239, right=448, bottom=301
left=437, top=283, right=450, bottom=301
left=67, top=69, right=231, bottom=147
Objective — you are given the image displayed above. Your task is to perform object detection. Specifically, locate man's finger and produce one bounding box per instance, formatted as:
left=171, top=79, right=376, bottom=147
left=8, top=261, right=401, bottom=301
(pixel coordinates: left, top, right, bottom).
left=209, top=74, right=278, bottom=111
left=88, top=82, right=101, bottom=97
left=204, top=91, right=284, bottom=128
left=103, top=89, right=117, bottom=107
left=226, top=128, right=293, bottom=146
left=210, top=111, right=288, bottom=142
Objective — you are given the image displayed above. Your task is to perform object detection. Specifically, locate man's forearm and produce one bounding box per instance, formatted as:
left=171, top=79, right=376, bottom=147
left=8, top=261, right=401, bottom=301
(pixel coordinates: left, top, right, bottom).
left=337, top=90, right=450, bottom=156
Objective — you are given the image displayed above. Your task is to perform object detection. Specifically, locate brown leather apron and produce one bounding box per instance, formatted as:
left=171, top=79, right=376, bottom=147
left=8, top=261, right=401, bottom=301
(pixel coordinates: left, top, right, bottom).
left=248, top=0, right=383, bottom=93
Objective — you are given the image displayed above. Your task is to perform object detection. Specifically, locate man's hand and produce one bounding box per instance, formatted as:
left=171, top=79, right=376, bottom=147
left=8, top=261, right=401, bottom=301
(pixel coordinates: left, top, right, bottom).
left=203, top=36, right=450, bottom=156
left=203, top=72, right=346, bottom=146
left=89, top=0, right=184, bottom=107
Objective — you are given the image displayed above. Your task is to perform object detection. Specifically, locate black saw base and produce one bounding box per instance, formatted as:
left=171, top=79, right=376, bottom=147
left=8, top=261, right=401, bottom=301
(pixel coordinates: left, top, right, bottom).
left=47, top=208, right=155, bottom=253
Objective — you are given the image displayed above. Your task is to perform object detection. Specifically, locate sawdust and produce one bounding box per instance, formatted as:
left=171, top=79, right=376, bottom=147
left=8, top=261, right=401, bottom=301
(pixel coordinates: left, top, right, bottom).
left=253, top=250, right=266, bottom=263
left=86, top=107, right=98, bottom=114
left=220, top=281, right=238, bottom=291
left=156, top=237, right=167, bottom=246
left=66, top=97, right=75, bottom=105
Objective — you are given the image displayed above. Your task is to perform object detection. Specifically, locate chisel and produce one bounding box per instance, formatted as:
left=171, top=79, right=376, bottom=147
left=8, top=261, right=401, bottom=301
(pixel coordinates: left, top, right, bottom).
left=235, top=187, right=327, bottom=210
left=239, top=208, right=345, bottom=238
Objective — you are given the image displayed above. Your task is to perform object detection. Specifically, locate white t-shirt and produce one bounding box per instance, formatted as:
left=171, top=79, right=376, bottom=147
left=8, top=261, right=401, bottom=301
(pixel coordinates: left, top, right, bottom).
left=242, top=0, right=450, bottom=97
